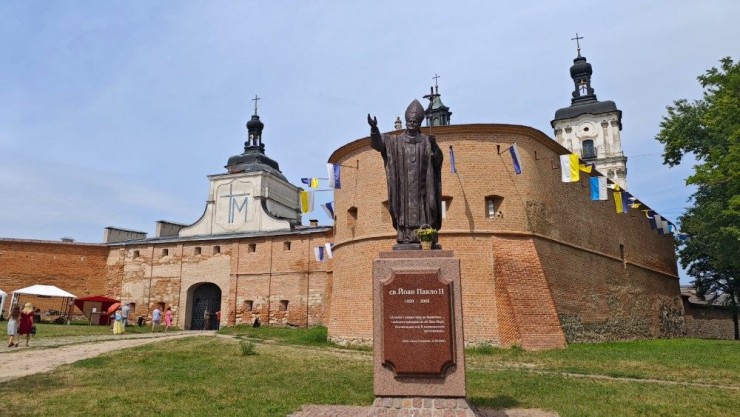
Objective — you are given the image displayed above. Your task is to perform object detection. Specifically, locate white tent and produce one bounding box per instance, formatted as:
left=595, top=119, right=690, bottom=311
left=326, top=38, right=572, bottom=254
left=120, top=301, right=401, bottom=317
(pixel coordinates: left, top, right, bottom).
left=7, top=285, right=77, bottom=317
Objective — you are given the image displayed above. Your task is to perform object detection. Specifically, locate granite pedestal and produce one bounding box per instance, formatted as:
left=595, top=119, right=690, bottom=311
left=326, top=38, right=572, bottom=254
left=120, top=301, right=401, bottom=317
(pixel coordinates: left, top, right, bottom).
left=371, top=250, right=482, bottom=416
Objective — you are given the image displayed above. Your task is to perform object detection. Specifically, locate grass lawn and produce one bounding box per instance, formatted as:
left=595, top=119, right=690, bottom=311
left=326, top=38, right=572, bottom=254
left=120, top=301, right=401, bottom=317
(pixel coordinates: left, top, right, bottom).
left=0, top=327, right=737, bottom=417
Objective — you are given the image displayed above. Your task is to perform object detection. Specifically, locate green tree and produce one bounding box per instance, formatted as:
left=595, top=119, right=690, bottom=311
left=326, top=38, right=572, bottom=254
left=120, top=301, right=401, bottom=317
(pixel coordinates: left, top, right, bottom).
left=656, top=57, right=739, bottom=339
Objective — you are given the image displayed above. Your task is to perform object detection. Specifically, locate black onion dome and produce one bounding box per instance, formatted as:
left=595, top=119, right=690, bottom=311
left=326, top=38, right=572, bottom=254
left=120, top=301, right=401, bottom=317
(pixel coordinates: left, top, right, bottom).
left=570, top=55, right=593, bottom=79
left=224, top=111, right=287, bottom=180
left=246, top=114, right=264, bottom=131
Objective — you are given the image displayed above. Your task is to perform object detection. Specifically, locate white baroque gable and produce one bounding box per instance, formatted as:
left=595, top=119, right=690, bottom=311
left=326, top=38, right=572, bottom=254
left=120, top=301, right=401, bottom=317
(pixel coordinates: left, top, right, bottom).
left=180, top=171, right=300, bottom=237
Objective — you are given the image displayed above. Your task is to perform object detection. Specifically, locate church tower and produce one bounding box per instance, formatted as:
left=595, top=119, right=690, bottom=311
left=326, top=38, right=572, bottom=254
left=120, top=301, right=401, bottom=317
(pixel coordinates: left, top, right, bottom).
left=551, top=37, right=627, bottom=189
left=179, top=96, right=301, bottom=237
left=424, top=75, right=452, bottom=127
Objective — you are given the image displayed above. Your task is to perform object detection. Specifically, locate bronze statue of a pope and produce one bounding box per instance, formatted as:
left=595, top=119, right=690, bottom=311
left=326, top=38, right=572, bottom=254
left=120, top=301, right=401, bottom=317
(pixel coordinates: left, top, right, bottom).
left=368, top=99, right=443, bottom=249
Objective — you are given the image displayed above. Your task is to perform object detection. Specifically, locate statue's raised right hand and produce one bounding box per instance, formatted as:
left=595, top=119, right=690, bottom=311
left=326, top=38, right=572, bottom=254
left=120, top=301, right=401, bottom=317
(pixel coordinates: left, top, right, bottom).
left=367, top=114, right=378, bottom=128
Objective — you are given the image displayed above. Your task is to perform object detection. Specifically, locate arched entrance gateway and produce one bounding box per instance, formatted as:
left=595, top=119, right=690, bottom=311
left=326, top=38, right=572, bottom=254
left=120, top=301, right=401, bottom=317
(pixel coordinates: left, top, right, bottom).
left=186, top=283, right=222, bottom=330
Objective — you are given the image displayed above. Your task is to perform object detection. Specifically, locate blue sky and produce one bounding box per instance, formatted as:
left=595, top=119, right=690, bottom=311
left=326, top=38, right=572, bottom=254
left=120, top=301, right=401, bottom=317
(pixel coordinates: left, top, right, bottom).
left=1, top=1, right=737, bottom=284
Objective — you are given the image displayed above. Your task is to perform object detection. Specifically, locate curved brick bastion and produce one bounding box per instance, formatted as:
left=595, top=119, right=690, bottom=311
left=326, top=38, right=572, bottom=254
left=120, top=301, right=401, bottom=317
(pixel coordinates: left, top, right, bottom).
left=326, top=124, right=682, bottom=350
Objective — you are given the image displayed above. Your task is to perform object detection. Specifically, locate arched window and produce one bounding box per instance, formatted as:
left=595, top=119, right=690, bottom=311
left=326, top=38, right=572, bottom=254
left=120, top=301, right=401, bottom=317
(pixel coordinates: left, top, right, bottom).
left=582, top=140, right=595, bottom=159
left=485, top=195, right=504, bottom=219
left=347, top=207, right=358, bottom=228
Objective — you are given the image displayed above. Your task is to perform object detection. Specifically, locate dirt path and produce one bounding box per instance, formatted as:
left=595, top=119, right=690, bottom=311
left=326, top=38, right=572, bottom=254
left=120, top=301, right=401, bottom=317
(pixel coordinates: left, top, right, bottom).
left=0, top=330, right=214, bottom=383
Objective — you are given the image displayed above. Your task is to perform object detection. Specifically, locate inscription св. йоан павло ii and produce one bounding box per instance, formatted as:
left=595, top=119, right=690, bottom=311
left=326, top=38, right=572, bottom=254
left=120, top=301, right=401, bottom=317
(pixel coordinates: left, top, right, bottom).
left=382, top=272, right=454, bottom=377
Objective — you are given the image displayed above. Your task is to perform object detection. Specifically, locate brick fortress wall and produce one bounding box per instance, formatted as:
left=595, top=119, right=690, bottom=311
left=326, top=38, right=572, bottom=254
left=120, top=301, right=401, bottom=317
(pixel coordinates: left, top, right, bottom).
left=682, top=300, right=736, bottom=340
left=327, top=124, right=682, bottom=349
left=105, top=228, right=332, bottom=330
left=0, top=239, right=109, bottom=315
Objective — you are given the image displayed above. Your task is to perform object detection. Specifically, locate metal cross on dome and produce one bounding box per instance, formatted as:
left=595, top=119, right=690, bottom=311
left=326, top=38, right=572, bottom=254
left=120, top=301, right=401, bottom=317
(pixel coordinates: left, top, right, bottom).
left=252, top=94, right=261, bottom=115
left=571, top=33, right=584, bottom=55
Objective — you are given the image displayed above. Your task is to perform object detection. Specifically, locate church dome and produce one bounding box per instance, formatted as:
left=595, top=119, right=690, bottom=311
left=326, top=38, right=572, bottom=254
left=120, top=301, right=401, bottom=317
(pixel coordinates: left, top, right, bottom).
left=246, top=114, right=264, bottom=131
left=570, top=55, right=593, bottom=79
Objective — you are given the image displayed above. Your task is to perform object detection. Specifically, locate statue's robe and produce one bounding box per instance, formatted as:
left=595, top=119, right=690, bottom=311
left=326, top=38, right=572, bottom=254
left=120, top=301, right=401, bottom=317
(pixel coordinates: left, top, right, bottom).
left=371, top=129, right=443, bottom=243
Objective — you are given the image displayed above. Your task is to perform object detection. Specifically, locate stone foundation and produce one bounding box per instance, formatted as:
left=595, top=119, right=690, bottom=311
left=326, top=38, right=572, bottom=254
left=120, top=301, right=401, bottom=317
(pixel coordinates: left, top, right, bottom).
left=369, top=397, right=483, bottom=417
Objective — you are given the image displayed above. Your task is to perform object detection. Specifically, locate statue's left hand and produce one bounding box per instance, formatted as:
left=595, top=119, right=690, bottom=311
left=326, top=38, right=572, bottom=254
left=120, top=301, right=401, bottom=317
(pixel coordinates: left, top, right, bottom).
left=428, top=134, right=437, bottom=146
left=367, top=114, right=378, bottom=128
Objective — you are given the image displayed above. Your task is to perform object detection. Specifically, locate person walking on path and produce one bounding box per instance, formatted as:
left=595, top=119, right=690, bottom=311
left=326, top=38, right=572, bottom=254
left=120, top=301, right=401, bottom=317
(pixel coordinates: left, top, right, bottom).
left=113, top=307, right=125, bottom=335
left=164, top=307, right=173, bottom=332
left=18, top=303, right=34, bottom=347
left=151, top=306, right=162, bottom=332
left=203, top=309, right=211, bottom=330
left=121, top=303, right=130, bottom=328
left=6, top=305, right=20, bottom=348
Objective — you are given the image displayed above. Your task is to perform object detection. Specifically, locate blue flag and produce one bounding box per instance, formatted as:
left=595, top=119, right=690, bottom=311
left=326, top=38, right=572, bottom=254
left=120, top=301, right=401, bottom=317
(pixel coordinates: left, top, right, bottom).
left=621, top=192, right=630, bottom=213
left=321, top=202, right=334, bottom=219
left=326, top=163, right=341, bottom=189
left=314, top=246, right=325, bottom=261
left=449, top=146, right=457, bottom=173
left=509, top=144, right=523, bottom=174
left=590, top=176, right=607, bottom=200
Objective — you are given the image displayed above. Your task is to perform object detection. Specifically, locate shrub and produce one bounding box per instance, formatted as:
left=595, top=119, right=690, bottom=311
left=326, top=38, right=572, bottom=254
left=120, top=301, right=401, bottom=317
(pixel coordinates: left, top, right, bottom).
left=239, top=340, right=257, bottom=356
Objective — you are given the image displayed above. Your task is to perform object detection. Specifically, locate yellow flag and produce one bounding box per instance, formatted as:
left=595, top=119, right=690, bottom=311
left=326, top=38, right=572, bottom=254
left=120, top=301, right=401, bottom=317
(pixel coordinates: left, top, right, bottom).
left=300, top=191, right=314, bottom=214
left=579, top=164, right=593, bottom=174
left=614, top=191, right=624, bottom=214
left=560, top=154, right=580, bottom=182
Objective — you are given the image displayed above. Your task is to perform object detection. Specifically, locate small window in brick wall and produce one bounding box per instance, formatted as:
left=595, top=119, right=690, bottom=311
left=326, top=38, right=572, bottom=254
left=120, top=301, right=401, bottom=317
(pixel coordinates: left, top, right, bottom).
left=283, top=241, right=291, bottom=251
left=248, top=243, right=257, bottom=253
left=442, top=196, right=453, bottom=219
left=132, top=250, right=140, bottom=259
left=129, top=303, right=136, bottom=314
left=347, top=207, right=358, bottom=228
left=194, top=247, right=201, bottom=255
left=485, top=195, right=504, bottom=219
left=213, top=246, right=221, bottom=255
left=161, top=248, right=169, bottom=257
left=244, top=300, right=254, bottom=312
left=279, top=300, right=289, bottom=311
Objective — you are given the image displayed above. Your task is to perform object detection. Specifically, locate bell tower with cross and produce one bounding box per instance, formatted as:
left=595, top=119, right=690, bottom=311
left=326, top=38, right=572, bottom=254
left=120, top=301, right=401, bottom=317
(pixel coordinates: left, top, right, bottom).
left=179, top=95, right=302, bottom=237
left=423, top=73, right=452, bottom=127
left=551, top=34, right=628, bottom=189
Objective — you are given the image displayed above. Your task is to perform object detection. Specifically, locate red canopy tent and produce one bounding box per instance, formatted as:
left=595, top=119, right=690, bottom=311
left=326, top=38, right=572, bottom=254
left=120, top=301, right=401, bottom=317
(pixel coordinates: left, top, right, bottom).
left=74, top=296, right=120, bottom=325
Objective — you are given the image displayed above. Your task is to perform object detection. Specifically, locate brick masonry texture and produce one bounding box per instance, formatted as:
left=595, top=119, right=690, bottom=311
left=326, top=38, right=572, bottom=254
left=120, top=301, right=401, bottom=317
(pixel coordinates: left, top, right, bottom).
left=3, top=123, right=733, bottom=346
left=0, top=239, right=109, bottom=314
left=326, top=124, right=688, bottom=349
left=682, top=300, right=736, bottom=340
left=105, top=232, right=333, bottom=330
